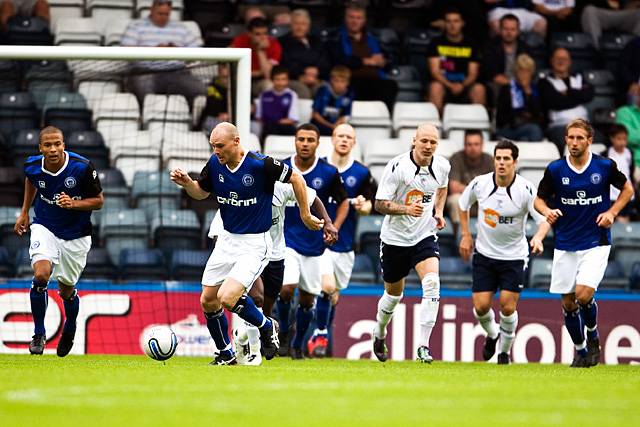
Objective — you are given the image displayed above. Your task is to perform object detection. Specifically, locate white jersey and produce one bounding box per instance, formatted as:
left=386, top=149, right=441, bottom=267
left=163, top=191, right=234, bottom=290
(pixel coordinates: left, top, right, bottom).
left=458, top=172, right=545, bottom=260
left=376, top=152, right=450, bottom=247
left=209, top=182, right=316, bottom=261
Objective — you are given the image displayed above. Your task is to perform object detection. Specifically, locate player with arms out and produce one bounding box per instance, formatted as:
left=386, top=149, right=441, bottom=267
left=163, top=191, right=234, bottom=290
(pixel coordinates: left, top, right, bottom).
left=14, top=126, right=103, bottom=357
left=534, top=119, right=634, bottom=367
left=308, top=123, right=375, bottom=358
left=170, top=122, right=322, bottom=365
left=458, top=139, right=550, bottom=365
left=372, top=123, right=450, bottom=363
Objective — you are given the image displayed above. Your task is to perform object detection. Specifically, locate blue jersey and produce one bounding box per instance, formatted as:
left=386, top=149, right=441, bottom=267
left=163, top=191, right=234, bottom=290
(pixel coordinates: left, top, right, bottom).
left=198, top=151, right=292, bottom=234
left=311, top=82, right=354, bottom=125
left=24, top=151, right=102, bottom=240
left=325, top=159, right=375, bottom=253
left=537, top=154, right=628, bottom=251
left=283, top=156, right=348, bottom=257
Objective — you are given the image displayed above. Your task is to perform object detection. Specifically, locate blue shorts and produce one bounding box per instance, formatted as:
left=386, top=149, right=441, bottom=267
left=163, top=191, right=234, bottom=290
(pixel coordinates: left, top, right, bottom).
left=261, top=259, right=285, bottom=299
left=472, top=252, right=525, bottom=294
left=380, top=236, right=440, bottom=284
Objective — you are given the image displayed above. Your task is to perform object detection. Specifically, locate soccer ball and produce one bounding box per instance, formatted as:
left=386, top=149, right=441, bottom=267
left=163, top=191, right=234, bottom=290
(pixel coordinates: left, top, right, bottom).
left=142, top=326, right=178, bottom=361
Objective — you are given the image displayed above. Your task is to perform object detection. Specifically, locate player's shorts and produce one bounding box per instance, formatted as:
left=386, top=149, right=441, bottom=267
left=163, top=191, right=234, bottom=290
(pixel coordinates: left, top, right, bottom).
left=488, top=7, right=544, bottom=32
left=202, top=230, right=272, bottom=289
left=283, top=247, right=321, bottom=296
left=29, top=223, right=91, bottom=286
left=380, top=235, right=439, bottom=284
left=472, top=252, right=525, bottom=294
left=261, top=259, right=285, bottom=299
left=319, top=248, right=355, bottom=290
left=13, top=0, right=39, bottom=16
left=550, top=245, right=611, bottom=294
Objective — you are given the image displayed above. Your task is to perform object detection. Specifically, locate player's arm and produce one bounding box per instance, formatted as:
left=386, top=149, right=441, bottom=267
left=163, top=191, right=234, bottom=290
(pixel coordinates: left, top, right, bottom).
left=352, top=171, right=375, bottom=216
left=534, top=167, right=562, bottom=224
left=457, top=180, right=477, bottom=262
left=433, top=186, right=447, bottom=230
left=374, top=159, right=423, bottom=216
left=170, top=167, right=211, bottom=200
left=289, top=172, right=323, bottom=231
left=328, top=171, right=349, bottom=230
left=530, top=221, right=551, bottom=255
left=14, top=178, right=36, bottom=236
left=597, top=162, right=635, bottom=227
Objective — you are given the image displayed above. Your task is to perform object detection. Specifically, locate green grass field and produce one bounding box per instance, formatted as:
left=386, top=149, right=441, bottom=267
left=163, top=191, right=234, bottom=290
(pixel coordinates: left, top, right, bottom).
left=0, top=355, right=638, bottom=427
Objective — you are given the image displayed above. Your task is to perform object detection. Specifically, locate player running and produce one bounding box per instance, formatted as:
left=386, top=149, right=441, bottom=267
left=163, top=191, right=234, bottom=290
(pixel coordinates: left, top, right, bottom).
left=170, top=122, right=323, bottom=365
left=308, top=123, right=375, bottom=358
left=534, top=119, right=633, bottom=368
left=372, top=123, right=450, bottom=364
left=458, top=139, right=550, bottom=365
left=14, top=126, right=104, bottom=357
left=277, top=123, right=349, bottom=359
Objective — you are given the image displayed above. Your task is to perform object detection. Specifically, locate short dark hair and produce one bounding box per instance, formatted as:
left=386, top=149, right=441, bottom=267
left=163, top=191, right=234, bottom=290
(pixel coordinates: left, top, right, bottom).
left=247, top=17, right=268, bottom=31
left=271, top=65, right=289, bottom=80
left=295, top=123, right=320, bottom=140
left=464, top=129, right=483, bottom=140
left=499, top=13, right=520, bottom=26
left=443, top=6, right=463, bottom=20
left=609, top=123, right=628, bottom=137
left=344, top=1, right=367, bottom=14
left=39, top=125, right=63, bottom=142
left=494, top=139, right=519, bottom=160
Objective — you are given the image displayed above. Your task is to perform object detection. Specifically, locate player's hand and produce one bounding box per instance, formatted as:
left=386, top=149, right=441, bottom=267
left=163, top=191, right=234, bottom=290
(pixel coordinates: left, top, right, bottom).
left=352, top=195, right=367, bottom=211
left=434, top=213, right=446, bottom=230
left=169, top=168, right=192, bottom=188
left=529, top=237, right=544, bottom=255
left=13, top=212, right=29, bottom=236
left=405, top=201, right=424, bottom=217
left=458, top=233, right=473, bottom=262
left=544, top=208, right=563, bottom=225
left=302, top=213, right=324, bottom=231
left=596, top=211, right=615, bottom=228
left=323, top=222, right=338, bottom=245
left=56, top=192, right=74, bottom=209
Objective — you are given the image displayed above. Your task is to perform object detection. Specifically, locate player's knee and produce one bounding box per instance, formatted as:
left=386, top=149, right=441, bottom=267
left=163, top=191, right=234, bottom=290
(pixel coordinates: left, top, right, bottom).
left=299, top=291, right=315, bottom=309
left=561, top=298, right=578, bottom=312
left=33, top=270, right=50, bottom=284
left=279, top=285, right=295, bottom=302
left=421, top=273, right=440, bottom=300
left=218, top=293, right=238, bottom=311
left=500, top=304, right=516, bottom=317
left=58, top=287, right=76, bottom=301
left=473, top=303, right=491, bottom=316
left=250, top=292, right=264, bottom=308
left=200, top=293, right=219, bottom=312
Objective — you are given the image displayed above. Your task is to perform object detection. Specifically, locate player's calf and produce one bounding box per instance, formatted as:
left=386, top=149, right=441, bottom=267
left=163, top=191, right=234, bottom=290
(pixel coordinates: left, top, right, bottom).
left=57, top=287, right=79, bottom=357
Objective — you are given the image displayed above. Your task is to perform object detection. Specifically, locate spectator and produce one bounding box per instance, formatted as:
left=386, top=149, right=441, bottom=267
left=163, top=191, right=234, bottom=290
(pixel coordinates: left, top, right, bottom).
left=446, top=130, right=494, bottom=233
left=429, top=0, right=489, bottom=45
left=482, top=13, right=531, bottom=100
left=539, top=47, right=594, bottom=153
left=427, top=8, right=486, bottom=114
left=279, top=9, right=330, bottom=99
left=196, top=64, right=230, bottom=136
left=0, top=0, right=49, bottom=30
left=532, top=0, right=577, bottom=32
left=121, top=0, right=205, bottom=107
left=616, top=88, right=640, bottom=167
left=581, top=0, right=640, bottom=50
left=297, top=66, right=323, bottom=99
left=230, top=17, right=282, bottom=97
left=255, top=66, right=299, bottom=139
left=602, top=124, right=637, bottom=222
left=485, top=0, right=547, bottom=37
left=620, top=36, right=640, bottom=103
left=311, top=65, right=354, bottom=136
left=329, top=2, right=397, bottom=112
left=241, top=6, right=266, bottom=24
left=496, top=54, right=544, bottom=141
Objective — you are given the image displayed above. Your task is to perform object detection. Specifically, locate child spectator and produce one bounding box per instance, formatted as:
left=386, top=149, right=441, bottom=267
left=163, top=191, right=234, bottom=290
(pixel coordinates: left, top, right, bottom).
left=255, top=65, right=299, bottom=139
left=602, top=124, right=637, bottom=222
left=311, top=65, right=354, bottom=136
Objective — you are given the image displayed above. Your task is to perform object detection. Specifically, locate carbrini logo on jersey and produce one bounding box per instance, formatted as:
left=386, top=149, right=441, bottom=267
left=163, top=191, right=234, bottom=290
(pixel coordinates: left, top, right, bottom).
left=404, top=189, right=432, bottom=205
left=216, top=191, right=257, bottom=207
left=561, top=191, right=603, bottom=206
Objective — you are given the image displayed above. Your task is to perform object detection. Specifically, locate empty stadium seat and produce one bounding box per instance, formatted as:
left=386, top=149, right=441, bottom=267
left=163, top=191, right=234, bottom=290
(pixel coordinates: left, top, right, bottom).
left=142, top=94, right=191, bottom=130
left=264, top=135, right=295, bottom=160
left=119, top=248, right=167, bottom=280
left=87, top=0, right=135, bottom=23
left=0, top=61, right=21, bottom=94
left=440, top=257, right=472, bottom=289
left=67, top=131, right=110, bottom=170
left=14, top=248, right=32, bottom=278
left=54, top=17, right=102, bottom=45
left=93, top=92, right=140, bottom=124
left=611, top=222, right=640, bottom=275
left=387, top=65, right=423, bottom=102
left=78, top=81, right=121, bottom=111
left=131, top=170, right=181, bottom=215
left=370, top=27, right=400, bottom=66
left=170, top=249, right=210, bottom=281
left=363, top=138, right=411, bottom=169
left=350, top=101, right=392, bottom=144
left=350, top=254, right=376, bottom=283
left=49, top=0, right=85, bottom=33
left=6, top=16, right=53, bottom=45
left=151, top=209, right=201, bottom=253
left=100, top=208, right=148, bottom=264
left=600, top=260, right=629, bottom=291
left=528, top=258, right=553, bottom=289
left=442, top=104, right=490, bottom=142
left=404, top=28, right=440, bottom=86
left=516, top=142, right=561, bottom=170
left=392, top=102, right=440, bottom=137
left=0, top=92, right=38, bottom=139
left=0, top=166, right=23, bottom=206
left=0, top=246, right=13, bottom=277
left=82, top=247, right=115, bottom=279
left=630, top=262, right=640, bottom=291
left=43, top=92, right=93, bottom=135
left=0, top=206, right=32, bottom=257
left=10, top=129, right=40, bottom=168
left=204, top=22, right=245, bottom=47
left=103, top=17, right=132, bottom=46
left=584, top=69, right=617, bottom=117
left=520, top=32, right=548, bottom=73
left=600, top=33, right=635, bottom=74
left=298, top=99, right=313, bottom=123
left=97, top=168, right=126, bottom=187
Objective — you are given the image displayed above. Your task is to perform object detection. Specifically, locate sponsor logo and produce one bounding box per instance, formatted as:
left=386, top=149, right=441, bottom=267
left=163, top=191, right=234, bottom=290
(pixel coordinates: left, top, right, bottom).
left=273, top=159, right=281, bottom=166
left=345, top=176, right=357, bottom=187
left=561, top=191, right=603, bottom=206
left=92, top=170, right=97, bottom=179
left=38, top=181, right=45, bottom=188
left=64, top=177, right=76, bottom=188
left=591, top=173, right=602, bottom=184
left=404, top=189, right=432, bottom=205
left=39, top=193, right=81, bottom=205
left=562, top=177, right=570, bottom=185
left=30, top=241, right=40, bottom=249
left=242, top=174, right=254, bottom=187
left=311, top=177, right=324, bottom=189
left=216, top=191, right=257, bottom=207
left=483, top=208, right=514, bottom=228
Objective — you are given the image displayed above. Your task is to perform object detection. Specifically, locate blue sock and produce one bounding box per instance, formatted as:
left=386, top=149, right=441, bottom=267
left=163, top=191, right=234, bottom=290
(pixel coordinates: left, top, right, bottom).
left=204, top=309, right=232, bottom=356
left=564, top=308, right=587, bottom=356
left=328, top=304, right=336, bottom=346
left=30, top=279, right=48, bottom=336
left=62, top=289, right=79, bottom=334
left=231, top=295, right=272, bottom=331
left=315, top=292, right=331, bottom=332
left=579, top=298, right=599, bottom=341
left=276, top=297, right=291, bottom=334
left=292, top=305, right=314, bottom=349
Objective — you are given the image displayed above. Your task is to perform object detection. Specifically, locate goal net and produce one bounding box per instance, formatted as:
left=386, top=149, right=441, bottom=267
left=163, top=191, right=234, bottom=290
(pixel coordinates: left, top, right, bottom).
left=0, top=45, right=251, bottom=356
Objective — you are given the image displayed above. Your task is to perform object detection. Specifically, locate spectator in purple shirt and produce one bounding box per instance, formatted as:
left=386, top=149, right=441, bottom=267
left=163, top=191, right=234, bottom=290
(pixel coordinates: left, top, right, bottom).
left=256, top=66, right=299, bottom=140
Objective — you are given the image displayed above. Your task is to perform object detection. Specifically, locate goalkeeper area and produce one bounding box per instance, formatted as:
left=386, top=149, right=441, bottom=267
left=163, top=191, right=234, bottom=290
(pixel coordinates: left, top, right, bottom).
left=1, top=354, right=638, bottom=427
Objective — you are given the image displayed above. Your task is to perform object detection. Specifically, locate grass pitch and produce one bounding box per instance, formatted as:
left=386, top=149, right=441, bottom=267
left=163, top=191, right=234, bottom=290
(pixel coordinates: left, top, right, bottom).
left=0, top=355, right=638, bottom=427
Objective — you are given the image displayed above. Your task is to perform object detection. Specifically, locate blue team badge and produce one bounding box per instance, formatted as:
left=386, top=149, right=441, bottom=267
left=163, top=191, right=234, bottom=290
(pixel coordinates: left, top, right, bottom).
left=38, top=181, right=46, bottom=188
left=590, top=173, right=601, bottom=184
left=562, top=177, right=570, bottom=185
left=345, top=176, right=357, bottom=187
left=577, top=191, right=586, bottom=199
left=64, top=177, right=76, bottom=188
left=31, top=241, right=40, bottom=249
left=218, top=174, right=224, bottom=183
left=242, top=174, right=254, bottom=187
left=311, top=177, right=324, bottom=189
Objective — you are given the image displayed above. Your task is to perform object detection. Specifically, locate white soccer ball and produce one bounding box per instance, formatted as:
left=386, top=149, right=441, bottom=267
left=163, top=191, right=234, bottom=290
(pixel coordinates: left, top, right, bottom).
left=142, top=326, right=178, bottom=361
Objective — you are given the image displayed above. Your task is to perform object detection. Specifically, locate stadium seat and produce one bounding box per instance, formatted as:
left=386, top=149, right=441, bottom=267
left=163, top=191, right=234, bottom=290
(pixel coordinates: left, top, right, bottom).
left=611, top=222, right=640, bottom=275
left=442, top=104, right=490, bottom=142
left=54, top=17, right=102, bottom=45
left=264, top=135, right=295, bottom=160
left=103, top=17, right=132, bottom=46
left=142, top=94, right=190, bottom=130
left=387, top=65, right=423, bottom=102
left=183, top=0, right=231, bottom=33
left=551, top=32, right=598, bottom=71
left=43, top=92, right=93, bottom=135
left=583, top=69, right=617, bottom=117
left=151, top=209, right=201, bottom=254
left=24, top=60, right=71, bottom=85
left=247, top=133, right=262, bottom=152
left=93, top=92, right=140, bottom=124
left=67, top=131, right=110, bottom=170
left=359, top=232, right=381, bottom=283
left=350, top=101, right=392, bottom=145
left=87, top=0, right=135, bottom=24
left=440, top=256, right=472, bottom=289
left=269, top=24, right=290, bottom=39
left=170, top=249, right=210, bottom=281
left=434, top=138, right=461, bottom=159
left=78, top=81, right=121, bottom=111
left=600, top=33, right=635, bottom=74
left=0, top=166, right=23, bottom=206
left=0, top=61, right=21, bottom=94
left=5, top=16, right=53, bottom=45
left=131, top=170, right=181, bottom=216
left=82, top=247, right=115, bottom=279
left=119, top=248, right=167, bottom=280
left=516, top=142, right=561, bottom=170
left=0, top=246, right=13, bottom=277
left=528, top=258, right=553, bottom=289
left=136, top=0, right=183, bottom=20
left=363, top=138, right=411, bottom=170
left=0, top=92, right=38, bottom=139
left=49, top=0, right=85, bottom=33
left=350, top=254, right=376, bottom=283
left=437, top=218, right=457, bottom=257
left=27, top=80, right=71, bottom=111
left=404, top=28, right=441, bottom=86
left=355, top=215, right=383, bottom=248
left=202, top=209, right=216, bottom=248
left=370, top=28, right=400, bottom=66
left=100, top=208, right=149, bottom=264
left=10, top=129, right=41, bottom=168
left=14, top=248, right=32, bottom=278
left=204, top=22, right=245, bottom=47
left=520, top=32, right=548, bottom=72
left=630, top=262, right=640, bottom=291
left=600, top=260, right=629, bottom=291
left=97, top=167, right=126, bottom=187
left=392, top=102, right=440, bottom=137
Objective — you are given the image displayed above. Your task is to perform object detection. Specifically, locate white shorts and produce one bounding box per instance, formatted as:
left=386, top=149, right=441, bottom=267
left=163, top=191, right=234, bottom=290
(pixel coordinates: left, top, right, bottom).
left=29, top=223, right=91, bottom=286
left=201, top=231, right=272, bottom=289
left=283, top=247, right=321, bottom=296
left=488, top=7, right=545, bottom=32
left=549, top=246, right=611, bottom=294
left=319, top=249, right=355, bottom=291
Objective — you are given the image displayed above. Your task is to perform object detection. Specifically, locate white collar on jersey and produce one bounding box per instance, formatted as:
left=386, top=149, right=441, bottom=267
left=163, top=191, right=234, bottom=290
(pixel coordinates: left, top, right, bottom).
left=226, top=151, right=247, bottom=173
left=409, top=151, right=439, bottom=184
left=291, top=154, right=318, bottom=175
left=565, top=151, right=592, bottom=174
left=326, top=154, right=354, bottom=173
left=41, top=151, right=69, bottom=177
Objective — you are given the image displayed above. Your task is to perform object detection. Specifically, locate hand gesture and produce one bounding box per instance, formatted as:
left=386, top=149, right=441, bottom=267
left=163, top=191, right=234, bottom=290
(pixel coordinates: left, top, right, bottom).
left=596, top=211, right=615, bottom=228
left=56, top=192, right=74, bottom=209
left=434, top=213, right=446, bottom=230
left=458, top=233, right=474, bottom=262
left=323, top=222, right=339, bottom=245
left=169, top=168, right=192, bottom=188
left=302, top=213, right=324, bottom=231
left=544, top=208, right=563, bottom=225
left=529, top=237, right=544, bottom=255
left=13, top=212, right=29, bottom=236
left=405, top=201, right=424, bottom=217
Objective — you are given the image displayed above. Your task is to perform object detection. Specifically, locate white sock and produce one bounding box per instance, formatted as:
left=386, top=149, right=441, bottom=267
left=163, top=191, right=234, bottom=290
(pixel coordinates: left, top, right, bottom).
left=246, top=321, right=261, bottom=354
left=373, top=291, right=402, bottom=339
left=418, top=273, right=440, bottom=348
left=235, top=320, right=248, bottom=346
left=474, top=308, right=499, bottom=339
left=499, top=311, right=518, bottom=354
